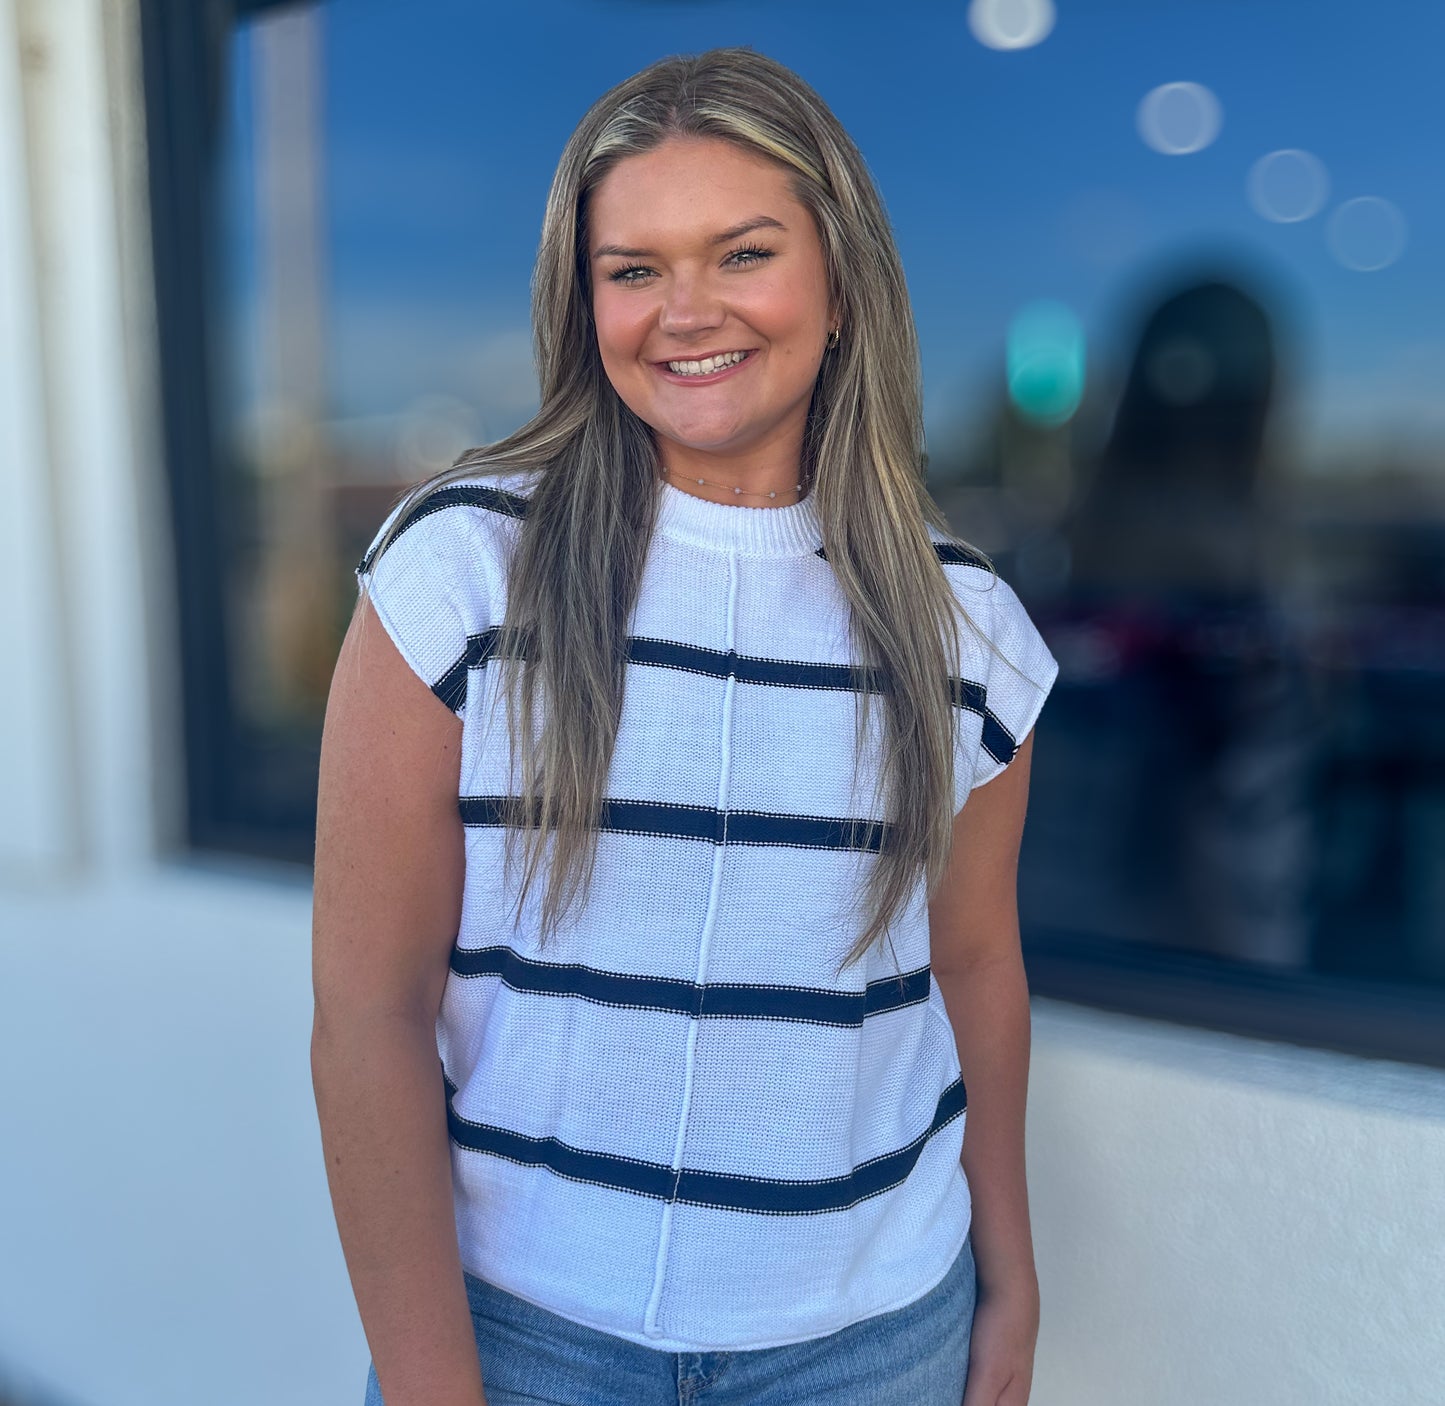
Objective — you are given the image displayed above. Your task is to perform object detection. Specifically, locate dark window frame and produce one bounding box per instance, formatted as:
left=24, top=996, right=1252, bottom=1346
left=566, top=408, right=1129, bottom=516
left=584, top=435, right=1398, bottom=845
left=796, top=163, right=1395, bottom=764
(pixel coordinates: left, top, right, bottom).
left=140, top=0, right=323, bottom=868
left=138, top=0, right=1445, bottom=1070
left=1025, top=929, right=1445, bottom=1069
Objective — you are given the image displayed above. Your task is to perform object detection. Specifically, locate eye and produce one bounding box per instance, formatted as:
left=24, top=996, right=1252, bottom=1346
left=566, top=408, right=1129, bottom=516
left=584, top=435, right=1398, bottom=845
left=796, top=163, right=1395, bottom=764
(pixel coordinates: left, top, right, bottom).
left=607, top=263, right=655, bottom=285
left=726, top=244, right=776, bottom=268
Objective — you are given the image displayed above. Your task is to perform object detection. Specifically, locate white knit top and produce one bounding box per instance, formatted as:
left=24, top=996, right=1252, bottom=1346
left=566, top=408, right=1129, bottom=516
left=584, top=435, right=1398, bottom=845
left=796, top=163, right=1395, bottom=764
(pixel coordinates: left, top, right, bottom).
left=356, top=469, right=1058, bottom=1353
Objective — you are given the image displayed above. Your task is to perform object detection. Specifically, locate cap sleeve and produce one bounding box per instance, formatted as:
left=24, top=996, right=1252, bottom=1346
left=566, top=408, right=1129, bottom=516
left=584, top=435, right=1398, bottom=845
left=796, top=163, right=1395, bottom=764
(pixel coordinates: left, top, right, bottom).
left=355, top=492, right=484, bottom=717
left=951, top=569, right=1059, bottom=799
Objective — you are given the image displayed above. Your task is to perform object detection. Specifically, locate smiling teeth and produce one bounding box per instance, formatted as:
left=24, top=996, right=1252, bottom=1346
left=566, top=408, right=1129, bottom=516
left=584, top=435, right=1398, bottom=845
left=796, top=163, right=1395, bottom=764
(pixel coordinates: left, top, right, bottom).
left=667, top=351, right=747, bottom=376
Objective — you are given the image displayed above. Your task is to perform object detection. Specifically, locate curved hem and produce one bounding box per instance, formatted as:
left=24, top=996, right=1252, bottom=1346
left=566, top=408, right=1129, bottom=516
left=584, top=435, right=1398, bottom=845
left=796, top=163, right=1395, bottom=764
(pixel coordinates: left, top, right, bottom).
left=356, top=575, right=464, bottom=719
left=967, top=653, right=1059, bottom=794
left=459, top=1214, right=973, bottom=1354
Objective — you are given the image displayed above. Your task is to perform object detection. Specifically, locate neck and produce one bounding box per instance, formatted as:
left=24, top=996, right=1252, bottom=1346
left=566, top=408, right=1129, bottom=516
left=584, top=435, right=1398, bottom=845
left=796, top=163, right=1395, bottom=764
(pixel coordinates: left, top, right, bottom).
left=661, top=464, right=809, bottom=505
left=657, top=438, right=810, bottom=508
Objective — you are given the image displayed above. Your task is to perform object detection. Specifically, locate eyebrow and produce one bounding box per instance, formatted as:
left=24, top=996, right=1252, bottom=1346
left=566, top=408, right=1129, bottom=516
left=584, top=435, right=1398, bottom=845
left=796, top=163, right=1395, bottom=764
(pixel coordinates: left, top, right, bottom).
left=591, top=215, right=787, bottom=261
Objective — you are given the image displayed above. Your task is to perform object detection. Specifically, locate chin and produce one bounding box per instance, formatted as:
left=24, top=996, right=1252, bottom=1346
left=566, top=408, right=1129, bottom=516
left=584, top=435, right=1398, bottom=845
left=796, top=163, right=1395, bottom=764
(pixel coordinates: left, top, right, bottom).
left=655, top=422, right=755, bottom=454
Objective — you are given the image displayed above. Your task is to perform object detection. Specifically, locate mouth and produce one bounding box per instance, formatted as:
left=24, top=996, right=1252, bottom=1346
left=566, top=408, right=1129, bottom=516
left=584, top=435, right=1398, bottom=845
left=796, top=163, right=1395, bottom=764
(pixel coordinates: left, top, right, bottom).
left=653, top=349, right=755, bottom=383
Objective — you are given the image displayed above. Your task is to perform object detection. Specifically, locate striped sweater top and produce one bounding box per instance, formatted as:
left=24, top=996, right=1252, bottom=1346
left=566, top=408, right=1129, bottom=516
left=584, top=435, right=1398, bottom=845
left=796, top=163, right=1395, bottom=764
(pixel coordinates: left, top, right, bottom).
left=356, top=469, right=1058, bottom=1353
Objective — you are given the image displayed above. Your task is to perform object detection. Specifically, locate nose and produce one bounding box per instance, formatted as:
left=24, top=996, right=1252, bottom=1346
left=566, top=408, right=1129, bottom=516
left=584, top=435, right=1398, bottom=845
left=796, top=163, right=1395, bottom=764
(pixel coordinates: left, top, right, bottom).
left=656, top=269, right=725, bottom=340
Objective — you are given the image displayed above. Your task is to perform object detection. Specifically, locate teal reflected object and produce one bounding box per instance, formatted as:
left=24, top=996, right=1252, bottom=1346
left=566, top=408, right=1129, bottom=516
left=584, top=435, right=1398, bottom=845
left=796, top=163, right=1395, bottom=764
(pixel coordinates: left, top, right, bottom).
left=1006, top=300, right=1086, bottom=425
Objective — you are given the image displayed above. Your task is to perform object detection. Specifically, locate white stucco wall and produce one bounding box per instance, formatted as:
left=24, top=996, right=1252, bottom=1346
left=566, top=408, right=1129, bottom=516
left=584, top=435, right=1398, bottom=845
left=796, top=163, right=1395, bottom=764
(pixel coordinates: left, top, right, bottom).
left=1027, top=1001, right=1445, bottom=1406
left=1, top=3, right=1442, bottom=1406
left=0, top=866, right=366, bottom=1406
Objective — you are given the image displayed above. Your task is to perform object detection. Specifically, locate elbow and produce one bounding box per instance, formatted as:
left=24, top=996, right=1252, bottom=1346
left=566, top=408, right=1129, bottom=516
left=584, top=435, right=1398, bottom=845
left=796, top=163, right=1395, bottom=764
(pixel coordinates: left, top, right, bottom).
left=930, top=943, right=1027, bottom=987
left=310, top=993, right=437, bottom=1066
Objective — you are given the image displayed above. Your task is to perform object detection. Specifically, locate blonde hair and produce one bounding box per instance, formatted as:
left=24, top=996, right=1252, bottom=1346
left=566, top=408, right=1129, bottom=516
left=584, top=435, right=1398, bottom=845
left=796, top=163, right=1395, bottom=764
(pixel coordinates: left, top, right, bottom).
left=362, top=47, right=991, bottom=971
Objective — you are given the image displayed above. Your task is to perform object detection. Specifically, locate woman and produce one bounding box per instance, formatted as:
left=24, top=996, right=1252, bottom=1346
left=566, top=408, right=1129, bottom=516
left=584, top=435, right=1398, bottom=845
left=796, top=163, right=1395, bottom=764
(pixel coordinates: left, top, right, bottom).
left=313, top=47, right=1056, bottom=1406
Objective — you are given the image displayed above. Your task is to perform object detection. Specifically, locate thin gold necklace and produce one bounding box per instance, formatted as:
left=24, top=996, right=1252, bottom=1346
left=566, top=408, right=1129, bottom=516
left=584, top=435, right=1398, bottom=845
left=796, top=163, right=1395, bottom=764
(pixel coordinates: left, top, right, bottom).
left=661, top=464, right=807, bottom=502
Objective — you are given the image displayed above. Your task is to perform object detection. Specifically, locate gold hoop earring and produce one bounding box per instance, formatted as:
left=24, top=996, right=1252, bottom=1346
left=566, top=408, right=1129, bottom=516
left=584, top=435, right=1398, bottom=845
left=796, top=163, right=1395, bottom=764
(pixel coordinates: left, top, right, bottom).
left=826, top=327, right=841, bottom=350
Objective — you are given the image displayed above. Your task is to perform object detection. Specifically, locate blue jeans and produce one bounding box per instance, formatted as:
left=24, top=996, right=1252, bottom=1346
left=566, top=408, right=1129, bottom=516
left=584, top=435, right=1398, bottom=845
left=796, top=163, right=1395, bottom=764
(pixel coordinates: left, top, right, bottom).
left=363, top=1234, right=975, bottom=1405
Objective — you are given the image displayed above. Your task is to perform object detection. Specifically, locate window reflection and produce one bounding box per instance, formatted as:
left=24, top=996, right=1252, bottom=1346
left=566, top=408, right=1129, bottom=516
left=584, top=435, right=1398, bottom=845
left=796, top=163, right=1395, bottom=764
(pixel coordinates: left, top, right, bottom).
left=1023, top=275, right=1318, bottom=969
left=206, top=1, right=1445, bottom=991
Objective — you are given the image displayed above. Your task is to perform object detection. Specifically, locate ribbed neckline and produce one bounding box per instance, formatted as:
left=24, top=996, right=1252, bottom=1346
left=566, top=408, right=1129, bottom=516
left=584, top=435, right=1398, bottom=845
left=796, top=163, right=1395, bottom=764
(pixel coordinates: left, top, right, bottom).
left=654, top=479, right=823, bottom=558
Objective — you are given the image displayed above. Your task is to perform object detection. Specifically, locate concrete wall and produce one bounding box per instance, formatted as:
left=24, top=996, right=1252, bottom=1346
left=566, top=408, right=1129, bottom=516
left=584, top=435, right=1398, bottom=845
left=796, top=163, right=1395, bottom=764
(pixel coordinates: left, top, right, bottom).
left=0, top=3, right=1441, bottom=1405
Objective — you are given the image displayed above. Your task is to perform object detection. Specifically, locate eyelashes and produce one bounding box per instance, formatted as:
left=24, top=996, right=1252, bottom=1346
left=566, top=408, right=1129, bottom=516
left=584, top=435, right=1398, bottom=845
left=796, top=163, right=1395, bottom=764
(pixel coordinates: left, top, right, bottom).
left=605, top=244, right=777, bottom=285
left=606, top=263, right=655, bottom=285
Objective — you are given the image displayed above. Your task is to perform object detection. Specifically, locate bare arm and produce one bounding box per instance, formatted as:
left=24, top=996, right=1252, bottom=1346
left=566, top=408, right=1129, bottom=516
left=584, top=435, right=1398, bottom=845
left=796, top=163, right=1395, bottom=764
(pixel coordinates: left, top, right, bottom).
left=928, top=730, right=1039, bottom=1406
left=312, top=592, right=486, bottom=1406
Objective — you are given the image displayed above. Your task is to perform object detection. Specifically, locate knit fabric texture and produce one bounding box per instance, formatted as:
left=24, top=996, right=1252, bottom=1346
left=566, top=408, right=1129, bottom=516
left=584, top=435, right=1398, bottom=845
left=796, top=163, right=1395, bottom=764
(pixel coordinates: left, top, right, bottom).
left=356, top=469, right=1059, bottom=1352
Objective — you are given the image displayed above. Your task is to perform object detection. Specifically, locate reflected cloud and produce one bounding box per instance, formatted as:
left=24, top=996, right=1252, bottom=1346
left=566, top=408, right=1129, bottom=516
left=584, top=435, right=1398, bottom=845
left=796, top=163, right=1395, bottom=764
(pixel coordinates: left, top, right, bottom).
left=396, top=394, right=483, bottom=477
left=1137, top=81, right=1223, bottom=155
left=331, top=307, right=538, bottom=433
left=1248, top=148, right=1330, bottom=223
left=1327, top=195, right=1408, bottom=271
left=967, top=0, right=1056, bottom=51
left=462, top=326, right=542, bottom=435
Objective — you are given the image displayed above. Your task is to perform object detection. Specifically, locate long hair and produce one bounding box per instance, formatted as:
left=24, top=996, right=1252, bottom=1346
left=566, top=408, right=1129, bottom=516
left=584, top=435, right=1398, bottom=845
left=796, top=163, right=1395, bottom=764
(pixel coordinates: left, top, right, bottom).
left=361, top=47, right=989, bottom=971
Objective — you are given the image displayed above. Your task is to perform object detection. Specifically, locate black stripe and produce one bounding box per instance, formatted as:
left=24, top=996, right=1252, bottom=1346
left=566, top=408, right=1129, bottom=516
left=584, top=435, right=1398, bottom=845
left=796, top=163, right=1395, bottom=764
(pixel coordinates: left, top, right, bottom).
left=667, top=644, right=1019, bottom=765
left=428, top=627, right=514, bottom=712
left=815, top=540, right=993, bottom=572
left=933, top=541, right=994, bottom=570
left=443, top=1074, right=966, bottom=1215
left=356, top=484, right=530, bottom=574
left=949, top=679, right=1018, bottom=766
left=430, top=654, right=471, bottom=713
left=462, top=632, right=888, bottom=696
left=448, top=944, right=930, bottom=1025
left=628, top=637, right=882, bottom=694
left=980, top=717, right=1016, bottom=766
left=445, top=1088, right=676, bottom=1202
left=456, top=632, right=884, bottom=696
left=459, top=796, right=890, bottom=853
left=432, top=631, right=1016, bottom=762
left=650, top=629, right=1017, bottom=763
left=677, top=1077, right=966, bottom=1213
left=435, top=632, right=1017, bottom=762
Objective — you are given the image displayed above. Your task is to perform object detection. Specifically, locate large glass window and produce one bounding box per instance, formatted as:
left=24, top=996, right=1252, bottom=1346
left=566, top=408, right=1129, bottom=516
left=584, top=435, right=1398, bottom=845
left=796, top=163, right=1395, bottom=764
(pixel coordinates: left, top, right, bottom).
left=145, top=0, right=1445, bottom=1061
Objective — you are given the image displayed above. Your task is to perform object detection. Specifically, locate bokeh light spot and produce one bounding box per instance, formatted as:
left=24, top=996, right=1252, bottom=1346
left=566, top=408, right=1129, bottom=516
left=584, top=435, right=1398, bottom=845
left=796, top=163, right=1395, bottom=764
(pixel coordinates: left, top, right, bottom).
left=397, top=394, right=481, bottom=476
left=1248, top=148, right=1330, bottom=223
left=1006, top=301, right=1086, bottom=426
left=1137, top=82, right=1223, bottom=155
left=967, top=0, right=1056, bottom=52
left=1326, top=196, right=1408, bottom=271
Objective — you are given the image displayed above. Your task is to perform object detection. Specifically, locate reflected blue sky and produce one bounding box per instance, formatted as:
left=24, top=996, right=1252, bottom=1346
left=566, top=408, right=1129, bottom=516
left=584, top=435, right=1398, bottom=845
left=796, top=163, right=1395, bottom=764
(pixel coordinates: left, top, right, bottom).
left=222, top=0, right=1445, bottom=463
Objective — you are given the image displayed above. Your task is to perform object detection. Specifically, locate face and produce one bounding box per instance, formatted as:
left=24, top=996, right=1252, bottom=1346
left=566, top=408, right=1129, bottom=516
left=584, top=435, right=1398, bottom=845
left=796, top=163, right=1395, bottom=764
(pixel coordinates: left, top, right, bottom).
left=587, top=136, right=835, bottom=471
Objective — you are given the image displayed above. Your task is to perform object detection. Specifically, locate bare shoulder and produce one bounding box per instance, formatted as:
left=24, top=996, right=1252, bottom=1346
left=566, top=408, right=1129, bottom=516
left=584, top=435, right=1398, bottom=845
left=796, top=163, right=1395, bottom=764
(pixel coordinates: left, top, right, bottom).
left=928, top=730, right=1035, bottom=975
left=312, top=592, right=466, bottom=1024
left=327, top=587, right=464, bottom=770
